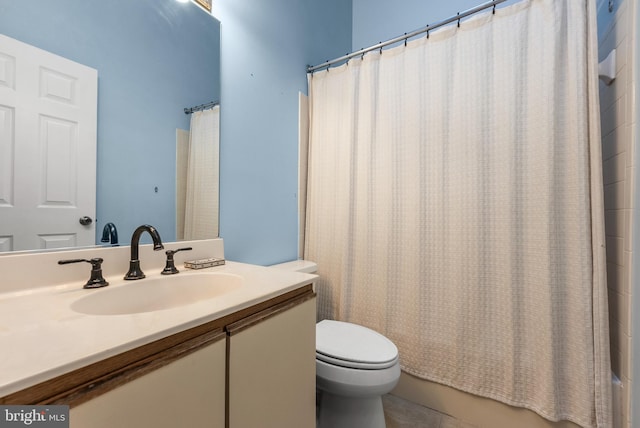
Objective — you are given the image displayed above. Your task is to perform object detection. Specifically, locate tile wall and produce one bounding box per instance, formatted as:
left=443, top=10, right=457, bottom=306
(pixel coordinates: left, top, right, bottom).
left=598, top=0, right=637, bottom=426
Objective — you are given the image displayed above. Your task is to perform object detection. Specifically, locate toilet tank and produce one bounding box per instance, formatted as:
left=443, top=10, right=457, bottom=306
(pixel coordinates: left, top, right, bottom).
left=270, top=260, right=318, bottom=274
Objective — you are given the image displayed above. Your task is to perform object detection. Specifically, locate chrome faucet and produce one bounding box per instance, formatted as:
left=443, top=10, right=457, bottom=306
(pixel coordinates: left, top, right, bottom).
left=101, top=222, right=119, bottom=245
left=124, top=224, right=164, bottom=280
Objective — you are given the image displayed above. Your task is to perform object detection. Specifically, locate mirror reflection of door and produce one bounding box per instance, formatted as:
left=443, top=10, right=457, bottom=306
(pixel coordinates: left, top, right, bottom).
left=0, top=34, right=97, bottom=252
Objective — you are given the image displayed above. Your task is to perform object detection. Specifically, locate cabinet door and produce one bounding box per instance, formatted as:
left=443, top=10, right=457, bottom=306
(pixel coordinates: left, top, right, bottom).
left=70, top=339, right=226, bottom=428
left=227, top=297, right=316, bottom=428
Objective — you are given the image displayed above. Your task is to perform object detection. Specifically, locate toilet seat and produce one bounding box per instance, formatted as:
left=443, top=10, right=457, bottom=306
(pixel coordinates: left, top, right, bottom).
left=316, top=320, right=398, bottom=370
left=316, top=351, right=398, bottom=370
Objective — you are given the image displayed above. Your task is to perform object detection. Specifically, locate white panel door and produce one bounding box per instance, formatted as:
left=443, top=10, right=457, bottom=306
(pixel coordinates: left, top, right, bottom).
left=0, top=34, right=97, bottom=251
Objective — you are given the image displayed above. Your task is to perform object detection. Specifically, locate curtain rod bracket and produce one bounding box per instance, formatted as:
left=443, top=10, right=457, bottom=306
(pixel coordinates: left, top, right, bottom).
left=184, top=100, right=219, bottom=115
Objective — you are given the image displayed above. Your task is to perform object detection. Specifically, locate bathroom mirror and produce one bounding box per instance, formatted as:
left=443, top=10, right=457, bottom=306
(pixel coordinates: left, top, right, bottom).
left=0, top=0, right=221, bottom=252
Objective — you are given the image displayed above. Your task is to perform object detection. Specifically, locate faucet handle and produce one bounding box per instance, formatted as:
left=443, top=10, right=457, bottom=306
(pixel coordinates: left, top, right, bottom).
left=161, top=247, right=193, bottom=275
left=58, top=258, right=109, bottom=289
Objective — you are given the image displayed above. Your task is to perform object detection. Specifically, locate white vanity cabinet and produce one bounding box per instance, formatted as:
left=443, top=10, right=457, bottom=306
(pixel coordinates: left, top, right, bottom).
left=1, top=284, right=315, bottom=428
left=227, top=295, right=316, bottom=428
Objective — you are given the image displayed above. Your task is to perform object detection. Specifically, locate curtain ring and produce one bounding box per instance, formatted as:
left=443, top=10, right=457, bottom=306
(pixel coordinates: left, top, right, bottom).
left=404, top=33, right=407, bottom=47
left=457, top=12, right=461, bottom=27
left=493, top=4, right=496, bottom=14
left=427, top=29, right=430, bottom=39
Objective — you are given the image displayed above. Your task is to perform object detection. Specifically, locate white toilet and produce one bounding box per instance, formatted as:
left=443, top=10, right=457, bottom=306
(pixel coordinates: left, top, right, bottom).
left=271, top=260, right=401, bottom=428
left=316, top=319, right=401, bottom=428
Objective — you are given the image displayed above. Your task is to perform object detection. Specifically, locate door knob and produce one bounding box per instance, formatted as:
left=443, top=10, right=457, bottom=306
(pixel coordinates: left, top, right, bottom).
left=79, top=216, right=93, bottom=226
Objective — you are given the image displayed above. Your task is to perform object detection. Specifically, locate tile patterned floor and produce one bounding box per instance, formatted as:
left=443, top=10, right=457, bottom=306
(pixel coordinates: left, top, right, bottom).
left=383, top=394, right=477, bottom=428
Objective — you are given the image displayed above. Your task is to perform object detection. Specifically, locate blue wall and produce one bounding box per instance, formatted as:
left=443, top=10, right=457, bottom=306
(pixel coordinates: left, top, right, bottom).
left=0, top=0, right=220, bottom=245
left=595, top=0, right=622, bottom=40
left=215, top=0, right=352, bottom=265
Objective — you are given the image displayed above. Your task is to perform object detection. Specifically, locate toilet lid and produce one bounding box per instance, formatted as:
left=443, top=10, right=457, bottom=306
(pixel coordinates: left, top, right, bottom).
left=316, top=320, right=398, bottom=369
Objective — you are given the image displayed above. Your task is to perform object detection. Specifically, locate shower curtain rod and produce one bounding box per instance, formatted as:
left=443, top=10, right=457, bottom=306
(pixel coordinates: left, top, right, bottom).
left=184, top=100, right=219, bottom=115
left=307, top=0, right=507, bottom=73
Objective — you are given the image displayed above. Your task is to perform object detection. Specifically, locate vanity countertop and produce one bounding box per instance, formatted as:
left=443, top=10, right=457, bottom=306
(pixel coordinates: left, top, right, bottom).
left=0, top=261, right=317, bottom=398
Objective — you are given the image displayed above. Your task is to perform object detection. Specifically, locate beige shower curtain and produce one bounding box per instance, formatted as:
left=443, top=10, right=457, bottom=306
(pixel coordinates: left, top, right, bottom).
left=184, top=106, right=220, bottom=240
left=304, top=0, right=611, bottom=427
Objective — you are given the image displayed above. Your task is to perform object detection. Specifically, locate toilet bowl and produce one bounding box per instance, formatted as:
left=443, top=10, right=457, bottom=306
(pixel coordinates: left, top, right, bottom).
left=271, top=260, right=401, bottom=428
left=316, top=319, right=400, bottom=428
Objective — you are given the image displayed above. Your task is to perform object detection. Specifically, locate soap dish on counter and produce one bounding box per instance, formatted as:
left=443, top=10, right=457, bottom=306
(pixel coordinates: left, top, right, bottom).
left=184, top=258, right=225, bottom=269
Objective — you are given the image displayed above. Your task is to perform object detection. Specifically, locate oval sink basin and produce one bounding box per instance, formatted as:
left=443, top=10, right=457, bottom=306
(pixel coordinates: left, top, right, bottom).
left=71, top=272, right=243, bottom=315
